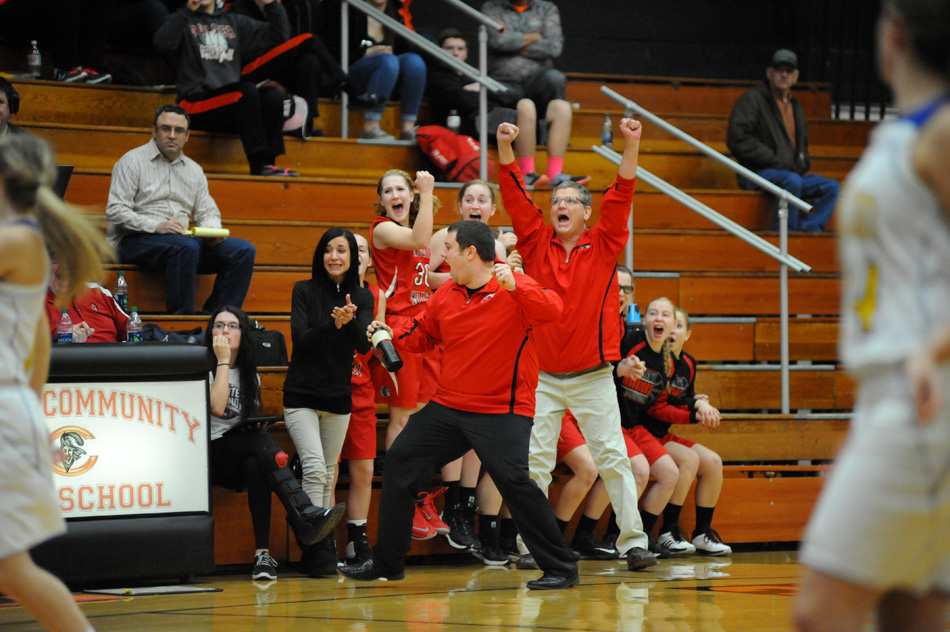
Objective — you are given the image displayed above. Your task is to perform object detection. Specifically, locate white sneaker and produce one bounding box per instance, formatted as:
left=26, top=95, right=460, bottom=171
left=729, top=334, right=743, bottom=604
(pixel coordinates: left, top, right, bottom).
left=691, top=529, right=732, bottom=556
left=657, top=528, right=697, bottom=555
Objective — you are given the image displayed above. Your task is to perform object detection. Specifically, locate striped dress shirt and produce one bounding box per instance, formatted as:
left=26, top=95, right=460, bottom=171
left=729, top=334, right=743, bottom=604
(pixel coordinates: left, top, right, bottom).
left=106, top=139, right=222, bottom=247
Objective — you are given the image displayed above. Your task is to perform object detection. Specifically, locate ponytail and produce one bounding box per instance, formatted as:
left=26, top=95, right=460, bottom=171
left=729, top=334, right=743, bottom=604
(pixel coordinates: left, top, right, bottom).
left=0, top=135, right=112, bottom=301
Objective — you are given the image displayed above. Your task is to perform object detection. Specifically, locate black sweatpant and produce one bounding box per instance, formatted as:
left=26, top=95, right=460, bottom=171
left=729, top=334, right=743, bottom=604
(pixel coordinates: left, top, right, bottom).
left=373, top=401, right=577, bottom=577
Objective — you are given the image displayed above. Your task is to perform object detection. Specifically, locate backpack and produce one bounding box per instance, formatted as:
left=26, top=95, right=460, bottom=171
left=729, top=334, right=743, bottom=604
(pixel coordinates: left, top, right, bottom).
left=249, top=320, right=288, bottom=367
left=415, top=125, right=493, bottom=182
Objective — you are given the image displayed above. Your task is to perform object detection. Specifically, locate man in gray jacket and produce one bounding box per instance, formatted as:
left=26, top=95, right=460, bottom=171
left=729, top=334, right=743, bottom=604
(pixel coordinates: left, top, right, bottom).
left=727, top=49, right=839, bottom=232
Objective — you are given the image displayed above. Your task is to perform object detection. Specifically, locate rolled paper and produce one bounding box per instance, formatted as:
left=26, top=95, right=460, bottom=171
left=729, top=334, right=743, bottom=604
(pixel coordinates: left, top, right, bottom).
left=188, top=227, right=230, bottom=238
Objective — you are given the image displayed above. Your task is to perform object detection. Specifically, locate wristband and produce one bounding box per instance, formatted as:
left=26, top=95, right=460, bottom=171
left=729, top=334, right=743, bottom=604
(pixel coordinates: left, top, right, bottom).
left=217, top=363, right=229, bottom=367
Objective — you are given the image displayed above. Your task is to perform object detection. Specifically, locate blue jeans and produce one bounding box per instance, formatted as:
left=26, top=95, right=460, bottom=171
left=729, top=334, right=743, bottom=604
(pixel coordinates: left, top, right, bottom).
left=739, top=169, right=840, bottom=231
left=118, top=233, right=256, bottom=315
left=347, top=52, right=426, bottom=122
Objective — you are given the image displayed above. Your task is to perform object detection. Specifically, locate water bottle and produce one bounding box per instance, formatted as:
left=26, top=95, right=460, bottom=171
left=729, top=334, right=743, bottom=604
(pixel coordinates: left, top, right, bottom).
left=57, top=307, right=73, bottom=343
left=27, top=40, right=41, bottom=79
left=626, top=303, right=641, bottom=325
left=601, top=113, right=613, bottom=148
left=127, top=307, right=143, bottom=343
left=113, top=270, right=129, bottom=314
left=371, top=325, right=403, bottom=372
left=447, top=109, right=460, bottom=134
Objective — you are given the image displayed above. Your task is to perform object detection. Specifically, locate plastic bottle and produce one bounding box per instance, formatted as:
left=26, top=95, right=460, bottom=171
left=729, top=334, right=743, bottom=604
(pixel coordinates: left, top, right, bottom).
left=113, top=270, right=129, bottom=314
left=371, top=325, right=403, bottom=372
left=28, top=40, right=41, bottom=79
left=601, top=113, right=613, bottom=148
left=127, top=307, right=143, bottom=343
left=626, top=303, right=641, bottom=325
left=447, top=109, right=461, bottom=134
left=57, top=308, right=73, bottom=343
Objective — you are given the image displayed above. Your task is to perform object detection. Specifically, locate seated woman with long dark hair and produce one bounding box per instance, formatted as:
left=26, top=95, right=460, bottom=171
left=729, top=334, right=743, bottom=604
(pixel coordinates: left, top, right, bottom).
left=205, top=304, right=345, bottom=581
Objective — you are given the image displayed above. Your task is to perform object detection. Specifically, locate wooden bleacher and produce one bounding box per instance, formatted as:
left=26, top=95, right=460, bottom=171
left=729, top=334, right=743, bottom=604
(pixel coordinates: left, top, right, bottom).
left=17, top=71, right=862, bottom=564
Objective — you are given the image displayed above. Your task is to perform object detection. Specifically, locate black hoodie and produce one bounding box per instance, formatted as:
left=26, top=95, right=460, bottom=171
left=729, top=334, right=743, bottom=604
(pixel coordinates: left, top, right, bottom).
left=282, top=228, right=374, bottom=413
left=154, top=0, right=289, bottom=101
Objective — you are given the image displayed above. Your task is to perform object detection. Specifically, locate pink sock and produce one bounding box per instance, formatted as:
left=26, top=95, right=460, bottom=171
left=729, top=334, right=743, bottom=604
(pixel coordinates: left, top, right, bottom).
left=518, top=156, right=535, bottom=174
left=547, top=157, right=564, bottom=179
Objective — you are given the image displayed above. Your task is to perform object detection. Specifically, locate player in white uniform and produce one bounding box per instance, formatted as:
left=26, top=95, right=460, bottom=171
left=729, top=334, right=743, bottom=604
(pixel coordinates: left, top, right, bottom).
left=795, top=2, right=950, bottom=631
left=0, top=134, right=110, bottom=631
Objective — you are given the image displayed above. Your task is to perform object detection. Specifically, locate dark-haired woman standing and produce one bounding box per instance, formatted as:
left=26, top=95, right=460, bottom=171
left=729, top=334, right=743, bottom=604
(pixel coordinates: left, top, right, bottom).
left=283, top=228, right=374, bottom=576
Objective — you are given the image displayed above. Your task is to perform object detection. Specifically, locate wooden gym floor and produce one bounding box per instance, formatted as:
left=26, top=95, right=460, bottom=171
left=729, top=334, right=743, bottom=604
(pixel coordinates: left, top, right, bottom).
left=0, top=550, right=875, bottom=631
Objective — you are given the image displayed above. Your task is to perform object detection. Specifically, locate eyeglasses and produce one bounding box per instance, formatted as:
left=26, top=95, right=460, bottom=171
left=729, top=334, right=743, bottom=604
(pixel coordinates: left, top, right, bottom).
left=213, top=322, right=240, bottom=331
left=620, top=285, right=634, bottom=294
left=551, top=195, right=583, bottom=206
left=158, top=125, right=188, bottom=135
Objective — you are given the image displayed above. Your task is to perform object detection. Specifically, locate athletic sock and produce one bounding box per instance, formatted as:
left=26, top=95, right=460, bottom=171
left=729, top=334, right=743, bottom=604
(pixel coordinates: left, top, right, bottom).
left=443, top=480, right=461, bottom=505
left=460, top=486, right=477, bottom=508
left=555, top=518, right=569, bottom=535
left=575, top=514, right=599, bottom=536
left=480, top=514, right=499, bottom=537
left=660, top=503, right=683, bottom=534
left=640, top=510, right=659, bottom=536
left=547, top=156, right=564, bottom=179
left=518, top=156, right=535, bottom=175
left=694, top=505, right=716, bottom=536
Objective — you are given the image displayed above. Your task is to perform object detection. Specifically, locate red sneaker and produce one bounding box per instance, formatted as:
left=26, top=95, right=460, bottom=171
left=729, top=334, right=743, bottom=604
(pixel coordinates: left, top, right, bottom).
left=412, top=504, right=436, bottom=540
left=418, top=488, right=450, bottom=535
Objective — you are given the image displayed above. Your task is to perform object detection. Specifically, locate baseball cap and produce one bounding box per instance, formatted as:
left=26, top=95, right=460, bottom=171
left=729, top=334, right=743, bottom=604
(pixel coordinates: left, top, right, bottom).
left=771, top=49, right=798, bottom=69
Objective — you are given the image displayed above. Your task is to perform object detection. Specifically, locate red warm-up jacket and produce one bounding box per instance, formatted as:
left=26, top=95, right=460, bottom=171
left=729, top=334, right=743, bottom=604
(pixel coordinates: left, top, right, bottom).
left=499, top=160, right=635, bottom=373
left=392, top=271, right=563, bottom=416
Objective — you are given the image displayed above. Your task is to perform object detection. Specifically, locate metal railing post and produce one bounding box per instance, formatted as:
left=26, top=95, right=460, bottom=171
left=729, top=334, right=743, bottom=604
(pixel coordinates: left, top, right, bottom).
left=340, top=1, right=349, bottom=139
left=478, top=24, right=489, bottom=180
left=779, top=199, right=790, bottom=414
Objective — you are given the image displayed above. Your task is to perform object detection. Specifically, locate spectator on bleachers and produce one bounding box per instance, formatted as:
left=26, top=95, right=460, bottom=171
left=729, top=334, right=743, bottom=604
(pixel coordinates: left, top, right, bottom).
left=105, top=104, right=256, bottom=315
left=0, top=0, right=112, bottom=83
left=426, top=28, right=522, bottom=138
left=648, top=308, right=731, bottom=556
left=282, top=228, right=374, bottom=577
left=481, top=0, right=588, bottom=187
left=153, top=0, right=300, bottom=176
left=316, top=0, right=426, bottom=142
left=205, top=304, right=346, bottom=582
left=0, top=78, right=24, bottom=137
left=726, top=49, right=839, bottom=232
left=45, top=255, right=129, bottom=343
left=110, top=0, right=172, bottom=53
left=226, top=0, right=382, bottom=139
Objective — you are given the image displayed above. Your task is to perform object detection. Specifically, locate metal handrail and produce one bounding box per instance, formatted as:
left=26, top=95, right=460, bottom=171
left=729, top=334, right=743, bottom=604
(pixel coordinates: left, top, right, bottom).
left=593, top=147, right=812, bottom=274
left=338, top=0, right=506, bottom=171
left=600, top=86, right=812, bottom=213
left=597, top=86, right=821, bottom=413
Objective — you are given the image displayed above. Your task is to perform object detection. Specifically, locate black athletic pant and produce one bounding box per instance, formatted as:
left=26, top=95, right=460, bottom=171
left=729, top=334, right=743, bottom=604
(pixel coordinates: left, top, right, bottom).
left=181, top=80, right=285, bottom=175
left=373, top=401, right=577, bottom=577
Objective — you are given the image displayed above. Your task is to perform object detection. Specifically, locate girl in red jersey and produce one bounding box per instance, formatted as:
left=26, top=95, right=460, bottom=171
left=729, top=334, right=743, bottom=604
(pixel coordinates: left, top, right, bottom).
left=368, top=169, right=444, bottom=537
left=648, top=308, right=730, bottom=555
left=340, top=234, right=387, bottom=565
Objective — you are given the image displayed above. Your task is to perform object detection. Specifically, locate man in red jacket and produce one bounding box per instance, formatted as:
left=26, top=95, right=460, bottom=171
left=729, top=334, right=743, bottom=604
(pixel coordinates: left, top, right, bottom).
left=339, top=220, right=579, bottom=590
left=496, top=118, right=656, bottom=571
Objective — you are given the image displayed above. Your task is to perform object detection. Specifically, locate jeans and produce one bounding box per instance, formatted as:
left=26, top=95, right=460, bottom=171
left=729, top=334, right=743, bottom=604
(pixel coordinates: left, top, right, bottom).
left=283, top=407, right=350, bottom=508
left=118, top=234, right=256, bottom=315
left=347, top=52, right=426, bottom=122
left=739, top=168, right=840, bottom=231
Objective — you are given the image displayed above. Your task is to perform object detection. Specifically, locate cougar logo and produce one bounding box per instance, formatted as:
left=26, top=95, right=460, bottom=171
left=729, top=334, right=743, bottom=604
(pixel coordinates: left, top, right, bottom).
left=50, top=426, right=98, bottom=476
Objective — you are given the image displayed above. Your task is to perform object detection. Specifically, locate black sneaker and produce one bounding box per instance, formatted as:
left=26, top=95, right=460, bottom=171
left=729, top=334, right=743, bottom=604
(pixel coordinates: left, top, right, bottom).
left=571, top=530, right=621, bottom=560
left=626, top=546, right=658, bottom=571
left=443, top=502, right=478, bottom=550
left=473, top=530, right=510, bottom=566
left=338, top=557, right=405, bottom=582
left=252, top=550, right=278, bottom=581
left=500, top=532, right=521, bottom=562
left=300, top=535, right=338, bottom=577
left=292, top=502, right=345, bottom=546
left=648, top=537, right=673, bottom=559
